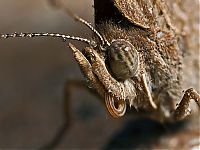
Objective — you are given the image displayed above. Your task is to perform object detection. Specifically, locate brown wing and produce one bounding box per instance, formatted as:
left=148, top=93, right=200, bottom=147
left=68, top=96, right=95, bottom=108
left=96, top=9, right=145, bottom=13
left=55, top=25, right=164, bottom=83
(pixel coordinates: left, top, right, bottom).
left=113, top=0, right=156, bottom=28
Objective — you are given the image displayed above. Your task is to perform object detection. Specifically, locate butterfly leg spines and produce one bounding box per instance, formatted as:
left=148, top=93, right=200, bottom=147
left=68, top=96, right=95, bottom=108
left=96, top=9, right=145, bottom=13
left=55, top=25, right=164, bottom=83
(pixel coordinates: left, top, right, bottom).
left=173, top=88, right=200, bottom=121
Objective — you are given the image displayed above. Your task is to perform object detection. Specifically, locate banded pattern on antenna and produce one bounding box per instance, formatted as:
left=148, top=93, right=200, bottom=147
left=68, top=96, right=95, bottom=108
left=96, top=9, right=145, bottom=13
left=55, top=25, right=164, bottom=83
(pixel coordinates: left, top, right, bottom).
left=0, top=32, right=95, bottom=46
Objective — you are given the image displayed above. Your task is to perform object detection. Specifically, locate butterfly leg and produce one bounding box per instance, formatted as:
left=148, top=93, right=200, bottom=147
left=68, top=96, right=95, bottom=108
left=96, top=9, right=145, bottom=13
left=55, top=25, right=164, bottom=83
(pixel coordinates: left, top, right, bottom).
left=41, top=79, right=111, bottom=149
left=40, top=80, right=90, bottom=149
left=173, top=88, right=200, bottom=121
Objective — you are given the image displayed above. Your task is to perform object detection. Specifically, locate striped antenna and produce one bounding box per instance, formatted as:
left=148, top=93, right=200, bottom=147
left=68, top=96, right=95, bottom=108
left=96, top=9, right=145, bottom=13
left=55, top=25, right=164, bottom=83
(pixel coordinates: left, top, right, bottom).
left=49, top=1, right=106, bottom=47
left=0, top=32, right=97, bottom=47
left=68, top=12, right=105, bottom=46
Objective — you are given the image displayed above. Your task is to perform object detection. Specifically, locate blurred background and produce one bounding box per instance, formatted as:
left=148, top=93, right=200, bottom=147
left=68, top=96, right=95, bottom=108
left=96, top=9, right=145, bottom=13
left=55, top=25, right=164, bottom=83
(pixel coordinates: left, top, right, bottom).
left=0, top=0, right=199, bottom=149
left=0, top=0, right=125, bottom=148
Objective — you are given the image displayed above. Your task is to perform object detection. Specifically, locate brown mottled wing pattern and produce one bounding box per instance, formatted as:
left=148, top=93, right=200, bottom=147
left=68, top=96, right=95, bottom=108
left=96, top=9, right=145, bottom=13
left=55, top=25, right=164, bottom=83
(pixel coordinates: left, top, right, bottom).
left=113, top=0, right=155, bottom=28
left=113, top=0, right=175, bottom=31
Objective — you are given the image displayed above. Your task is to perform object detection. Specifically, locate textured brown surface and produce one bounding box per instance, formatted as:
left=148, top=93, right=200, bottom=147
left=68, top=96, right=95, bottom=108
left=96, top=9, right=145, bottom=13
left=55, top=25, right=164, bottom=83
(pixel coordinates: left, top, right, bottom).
left=0, top=0, right=199, bottom=149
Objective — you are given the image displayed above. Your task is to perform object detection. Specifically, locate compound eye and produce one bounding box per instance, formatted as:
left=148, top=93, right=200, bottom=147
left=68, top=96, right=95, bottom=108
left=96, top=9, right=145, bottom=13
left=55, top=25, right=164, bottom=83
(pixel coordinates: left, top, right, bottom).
left=107, top=39, right=139, bottom=80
